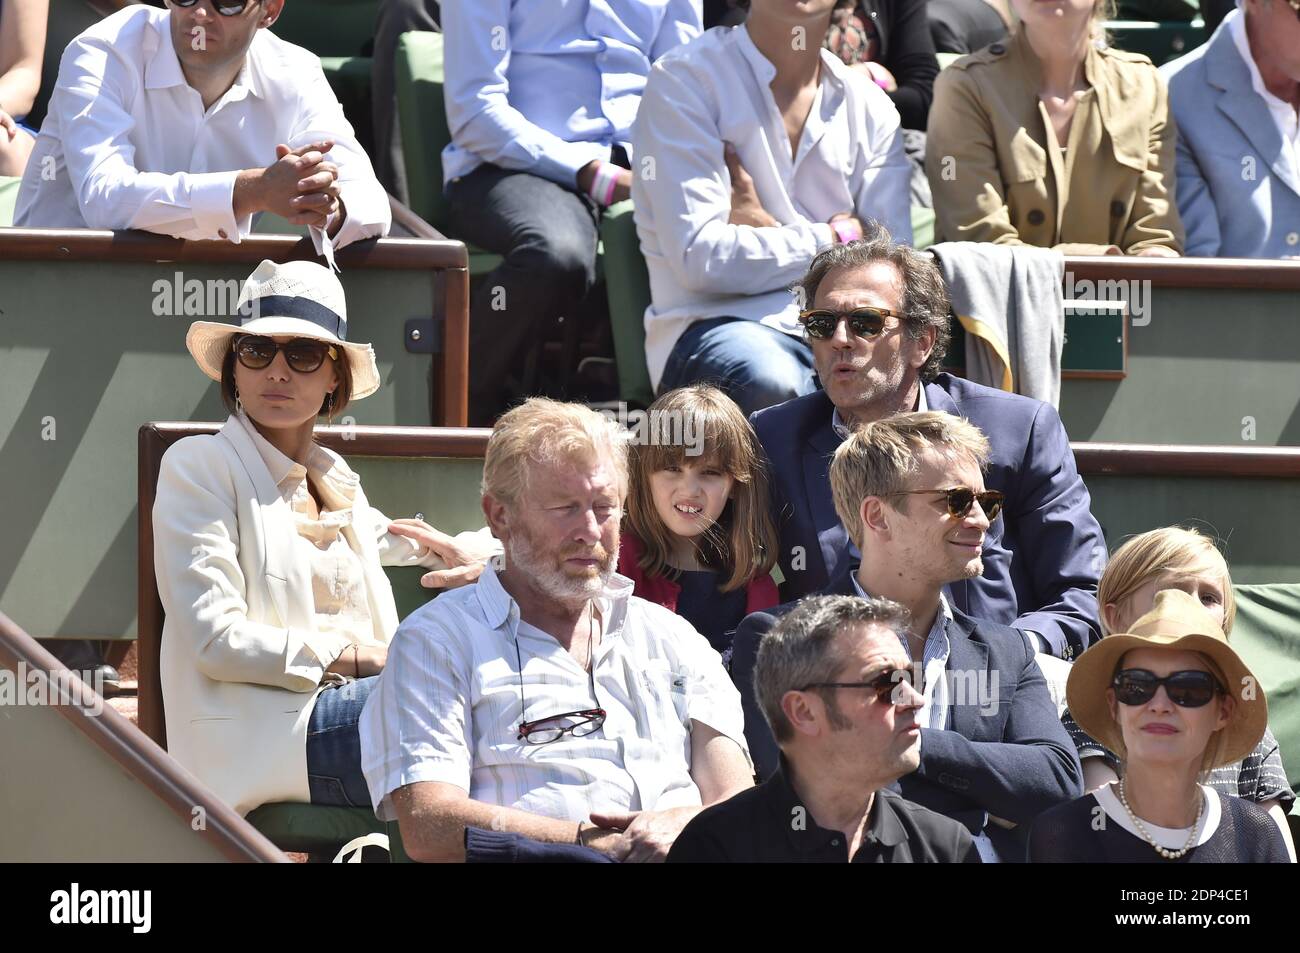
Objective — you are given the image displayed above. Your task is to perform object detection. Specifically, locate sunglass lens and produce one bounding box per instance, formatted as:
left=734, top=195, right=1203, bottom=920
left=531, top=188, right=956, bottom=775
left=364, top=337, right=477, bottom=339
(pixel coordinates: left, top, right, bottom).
left=848, top=311, right=886, bottom=337
left=236, top=338, right=275, bottom=368
left=1166, top=673, right=1217, bottom=708
left=979, top=492, right=1004, bottom=520
left=284, top=344, right=327, bottom=372
left=1114, top=672, right=1157, bottom=706
left=216, top=0, right=250, bottom=14
left=945, top=488, right=976, bottom=518
left=804, top=315, right=835, bottom=339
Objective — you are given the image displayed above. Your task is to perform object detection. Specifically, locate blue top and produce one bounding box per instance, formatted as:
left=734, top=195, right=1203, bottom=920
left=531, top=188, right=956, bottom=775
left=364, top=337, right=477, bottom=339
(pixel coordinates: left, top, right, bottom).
left=675, top=567, right=747, bottom=661
left=439, top=0, right=702, bottom=187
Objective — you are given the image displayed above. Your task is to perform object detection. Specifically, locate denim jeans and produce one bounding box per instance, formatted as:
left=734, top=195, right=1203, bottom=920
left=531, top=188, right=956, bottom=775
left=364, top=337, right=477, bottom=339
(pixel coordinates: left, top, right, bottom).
left=306, top=675, right=377, bottom=808
left=657, top=316, right=818, bottom=416
left=446, top=163, right=602, bottom=424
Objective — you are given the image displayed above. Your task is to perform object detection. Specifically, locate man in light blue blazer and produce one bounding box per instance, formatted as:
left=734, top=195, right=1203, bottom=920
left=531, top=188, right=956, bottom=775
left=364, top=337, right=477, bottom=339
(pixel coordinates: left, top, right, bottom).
left=1161, top=1, right=1300, bottom=258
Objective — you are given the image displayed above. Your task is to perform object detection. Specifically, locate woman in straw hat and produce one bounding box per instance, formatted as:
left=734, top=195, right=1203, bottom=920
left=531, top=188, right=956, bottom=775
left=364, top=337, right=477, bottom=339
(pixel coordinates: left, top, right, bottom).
left=1061, top=527, right=1295, bottom=859
left=154, top=259, right=494, bottom=818
left=1027, top=589, right=1289, bottom=862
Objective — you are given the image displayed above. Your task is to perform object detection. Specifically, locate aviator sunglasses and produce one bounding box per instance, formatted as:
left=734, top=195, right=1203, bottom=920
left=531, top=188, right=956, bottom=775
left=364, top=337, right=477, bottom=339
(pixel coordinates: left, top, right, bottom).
left=234, top=336, right=338, bottom=374
left=1112, top=669, right=1225, bottom=709
left=170, top=0, right=262, bottom=16
left=890, top=486, right=1005, bottom=521
left=799, top=307, right=902, bottom=341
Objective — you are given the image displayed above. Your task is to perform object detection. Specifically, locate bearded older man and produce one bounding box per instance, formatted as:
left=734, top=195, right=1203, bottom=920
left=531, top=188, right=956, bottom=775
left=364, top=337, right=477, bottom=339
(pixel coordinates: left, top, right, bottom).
left=359, top=398, right=753, bottom=863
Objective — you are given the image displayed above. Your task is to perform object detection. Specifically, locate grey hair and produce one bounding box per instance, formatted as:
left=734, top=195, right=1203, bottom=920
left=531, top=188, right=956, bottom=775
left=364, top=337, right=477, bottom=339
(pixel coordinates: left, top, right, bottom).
left=754, top=594, right=912, bottom=743
left=790, top=221, right=952, bottom=382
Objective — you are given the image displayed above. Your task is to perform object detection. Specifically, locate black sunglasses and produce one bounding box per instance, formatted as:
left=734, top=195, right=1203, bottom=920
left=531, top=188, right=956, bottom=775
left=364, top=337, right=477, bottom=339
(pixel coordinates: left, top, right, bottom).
left=1112, top=669, right=1225, bottom=709
left=234, top=336, right=337, bottom=374
left=889, top=486, right=1005, bottom=521
left=800, top=667, right=913, bottom=704
left=171, top=0, right=261, bottom=16
left=799, top=307, right=902, bottom=341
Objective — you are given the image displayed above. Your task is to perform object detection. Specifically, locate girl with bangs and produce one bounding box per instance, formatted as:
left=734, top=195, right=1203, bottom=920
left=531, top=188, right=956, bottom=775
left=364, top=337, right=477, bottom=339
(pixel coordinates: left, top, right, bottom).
left=1062, top=526, right=1295, bottom=859
left=617, top=386, right=780, bottom=665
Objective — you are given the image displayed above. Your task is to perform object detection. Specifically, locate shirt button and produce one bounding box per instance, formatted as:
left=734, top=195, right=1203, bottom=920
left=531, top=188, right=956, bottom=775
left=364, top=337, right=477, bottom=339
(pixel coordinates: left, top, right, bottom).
left=1286, top=232, right=1299, bottom=246
left=1027, top=209, right=1046, bottom=226
left=989, top=43, right=1005, bottom=55
left=831, top=838, right=840, bottom=846
left=218, top=229, right=228, bottom=239
left=1110, top=200, right=1126, bottom=218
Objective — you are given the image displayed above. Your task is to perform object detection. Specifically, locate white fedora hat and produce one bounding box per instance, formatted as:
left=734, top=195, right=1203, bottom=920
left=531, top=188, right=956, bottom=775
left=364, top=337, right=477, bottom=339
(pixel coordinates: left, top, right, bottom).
left=185, top=259, right=381, bottom=400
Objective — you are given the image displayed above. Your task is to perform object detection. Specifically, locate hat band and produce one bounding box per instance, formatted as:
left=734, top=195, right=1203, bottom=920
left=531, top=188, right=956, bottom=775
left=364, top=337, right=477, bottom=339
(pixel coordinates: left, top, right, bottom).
left=240, top=295, right=345, bottom=339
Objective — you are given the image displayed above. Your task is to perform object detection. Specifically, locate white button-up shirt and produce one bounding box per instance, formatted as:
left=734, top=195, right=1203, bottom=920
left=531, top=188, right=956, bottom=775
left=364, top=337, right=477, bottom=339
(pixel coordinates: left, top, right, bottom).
left=1228, top=9, right=1299, bottom=184
left=441, top=0, right=702, bottom=187
left=359, top=563, right=747, bottom=822
left=15, top=6, right=389, bottom=266
left=632, top=24, right=912, bottom=390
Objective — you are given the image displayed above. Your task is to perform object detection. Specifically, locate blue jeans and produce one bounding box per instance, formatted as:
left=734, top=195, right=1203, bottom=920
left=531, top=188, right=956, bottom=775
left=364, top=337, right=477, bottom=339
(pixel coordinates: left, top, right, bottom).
left=306, top=676, right=377, bottom=808
left=658, top=317, right=818, bottom=416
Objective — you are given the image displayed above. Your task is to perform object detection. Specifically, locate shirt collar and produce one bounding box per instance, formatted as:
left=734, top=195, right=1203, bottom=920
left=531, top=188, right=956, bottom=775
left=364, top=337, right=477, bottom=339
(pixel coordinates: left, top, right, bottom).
left=144, top=11, right=264, bottom=102
left=831, top=384, right=928, bottom=440
left=235, top=411, right=355, bottom=506
left=473, top=561, right=635, bottom=633
left=1228, top=9, right=1297, bottom=128
left=772, top=755, right=907, bottom=854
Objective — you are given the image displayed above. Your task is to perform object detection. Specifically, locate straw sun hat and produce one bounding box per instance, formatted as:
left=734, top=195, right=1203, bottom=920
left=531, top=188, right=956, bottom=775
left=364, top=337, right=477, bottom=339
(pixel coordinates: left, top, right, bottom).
left=184, top=259, right=381, bottom=400
left=1066, top=589, right=1268, bottom=769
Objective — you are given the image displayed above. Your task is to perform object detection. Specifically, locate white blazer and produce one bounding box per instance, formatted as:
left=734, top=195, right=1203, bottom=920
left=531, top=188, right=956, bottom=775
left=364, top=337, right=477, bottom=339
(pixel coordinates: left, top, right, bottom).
left=153, top=415, right=430, bottom=816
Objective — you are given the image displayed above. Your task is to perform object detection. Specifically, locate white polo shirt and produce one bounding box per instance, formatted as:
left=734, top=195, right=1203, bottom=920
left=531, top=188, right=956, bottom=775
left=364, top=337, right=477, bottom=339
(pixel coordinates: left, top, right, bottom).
left=359, top=563, right=748, bottom=822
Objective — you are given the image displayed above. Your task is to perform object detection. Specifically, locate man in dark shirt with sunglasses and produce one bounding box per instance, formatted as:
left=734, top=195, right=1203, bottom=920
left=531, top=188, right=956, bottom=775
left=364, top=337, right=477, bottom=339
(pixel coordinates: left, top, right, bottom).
left=751, top=227, right=1105, bottom=663
left=670, top=594, right=980, bottom=863
left=730, top=412, right=1083, bottom=861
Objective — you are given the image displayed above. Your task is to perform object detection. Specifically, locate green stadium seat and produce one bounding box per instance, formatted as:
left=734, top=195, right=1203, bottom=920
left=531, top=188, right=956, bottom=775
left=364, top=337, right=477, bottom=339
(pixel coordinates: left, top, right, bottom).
left=1104, top=19, right=1206, bottom=65
left=0, top=175, right=20, bottom=226
left=1231, top=584, right=1300, bottom=809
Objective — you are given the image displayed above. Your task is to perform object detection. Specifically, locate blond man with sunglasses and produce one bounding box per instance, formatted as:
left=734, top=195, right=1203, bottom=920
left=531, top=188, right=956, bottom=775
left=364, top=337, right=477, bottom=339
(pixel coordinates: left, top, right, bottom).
left=732, top=411, right=1083, bottom=861
left=15, top=1, right=388, bottom=266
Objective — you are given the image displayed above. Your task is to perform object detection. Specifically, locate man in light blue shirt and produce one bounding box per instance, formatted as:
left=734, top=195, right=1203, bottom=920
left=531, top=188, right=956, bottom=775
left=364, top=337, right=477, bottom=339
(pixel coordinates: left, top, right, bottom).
left=439, top=0, right=702, bottom=424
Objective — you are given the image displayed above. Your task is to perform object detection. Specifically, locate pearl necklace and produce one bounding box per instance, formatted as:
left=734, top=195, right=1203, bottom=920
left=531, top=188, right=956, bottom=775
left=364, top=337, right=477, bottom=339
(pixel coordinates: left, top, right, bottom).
left=1116, top=779, right=1204, bottom=860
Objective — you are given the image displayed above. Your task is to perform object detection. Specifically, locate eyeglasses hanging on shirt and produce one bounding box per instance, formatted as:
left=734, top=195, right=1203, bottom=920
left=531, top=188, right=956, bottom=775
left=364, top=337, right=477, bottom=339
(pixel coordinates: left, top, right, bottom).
left=514, top=601, right=607, bottom=745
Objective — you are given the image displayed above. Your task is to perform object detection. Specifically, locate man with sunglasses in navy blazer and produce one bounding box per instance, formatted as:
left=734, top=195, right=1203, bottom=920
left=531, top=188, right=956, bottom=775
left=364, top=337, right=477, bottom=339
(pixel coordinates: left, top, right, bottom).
left=751, top=230, right=1105, bottom=664
left=731, top=410, right=1083, bottom=861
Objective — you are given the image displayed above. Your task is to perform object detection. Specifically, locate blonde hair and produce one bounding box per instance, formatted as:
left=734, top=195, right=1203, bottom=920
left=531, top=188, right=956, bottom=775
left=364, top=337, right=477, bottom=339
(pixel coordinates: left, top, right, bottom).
left=1098, top=527, right=1237, bottom=636
left=481, top=398, right=629, bottom=509
left=830, top=411, right=992, bottom=548
left=625, top=386, right=777, bottom=592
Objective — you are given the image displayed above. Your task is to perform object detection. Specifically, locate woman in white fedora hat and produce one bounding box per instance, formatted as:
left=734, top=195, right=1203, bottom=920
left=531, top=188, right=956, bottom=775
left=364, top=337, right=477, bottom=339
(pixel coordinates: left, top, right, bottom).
left=1028, top=589, right=1290, bottom=863
left=153, top=258, right=494, bottom=817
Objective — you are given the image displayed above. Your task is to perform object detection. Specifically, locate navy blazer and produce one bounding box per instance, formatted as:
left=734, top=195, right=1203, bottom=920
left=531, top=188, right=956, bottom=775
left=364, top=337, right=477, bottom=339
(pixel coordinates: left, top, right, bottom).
left=1162, top=13, right=1300, bottom=259
left=751, top=375, right=1104, bottom=659
left=730, top=563, right=1084, bottom=855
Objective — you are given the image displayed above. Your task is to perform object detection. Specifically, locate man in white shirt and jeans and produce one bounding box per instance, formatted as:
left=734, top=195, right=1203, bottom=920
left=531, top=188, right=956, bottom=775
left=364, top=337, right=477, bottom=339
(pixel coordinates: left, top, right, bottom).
left=632, top=0, right=911, bottom=416
left=15, top=1, right=389, bottom=266
left=359, top=398, right=752, bottom=862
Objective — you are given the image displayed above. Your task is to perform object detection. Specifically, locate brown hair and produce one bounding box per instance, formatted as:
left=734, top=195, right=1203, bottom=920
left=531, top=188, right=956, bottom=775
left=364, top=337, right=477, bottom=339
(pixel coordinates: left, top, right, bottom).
left=624, top=386, right=777, bottom=593
left=220, top=335, right=353, bottom=417
left=830, top=411, right=991, bottom=548
left=791, top=223, right=952, bottom=382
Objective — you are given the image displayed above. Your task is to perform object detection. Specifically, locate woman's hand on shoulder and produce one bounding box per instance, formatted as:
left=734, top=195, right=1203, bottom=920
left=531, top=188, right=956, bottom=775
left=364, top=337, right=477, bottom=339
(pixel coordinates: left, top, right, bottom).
left=388, top=519, right=498, bottom=589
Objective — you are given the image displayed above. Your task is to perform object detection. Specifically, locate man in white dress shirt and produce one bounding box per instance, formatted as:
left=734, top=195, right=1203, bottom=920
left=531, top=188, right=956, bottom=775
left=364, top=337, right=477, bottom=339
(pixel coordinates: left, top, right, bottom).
left=632, top=0, right=911, bottom=415
left=359, top=397, right=752, bottom=862
left=15, top=1, right=389, bottom=265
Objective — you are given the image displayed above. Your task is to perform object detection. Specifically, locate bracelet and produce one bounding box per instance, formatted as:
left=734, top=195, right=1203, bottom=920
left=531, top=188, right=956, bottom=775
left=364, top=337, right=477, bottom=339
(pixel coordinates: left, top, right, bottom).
left=587, top=161, right=621, bottom=207
left=831, top=217, right=863, bottom=244
left=352, top=644, right=360, bottom=679
left=575, top=820, right=586, bottom=845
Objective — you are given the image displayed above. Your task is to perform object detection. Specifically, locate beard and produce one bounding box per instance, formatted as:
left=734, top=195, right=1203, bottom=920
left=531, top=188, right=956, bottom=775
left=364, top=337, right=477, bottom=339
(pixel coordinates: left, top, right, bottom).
left=507, top=526, right=617, bottom=603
